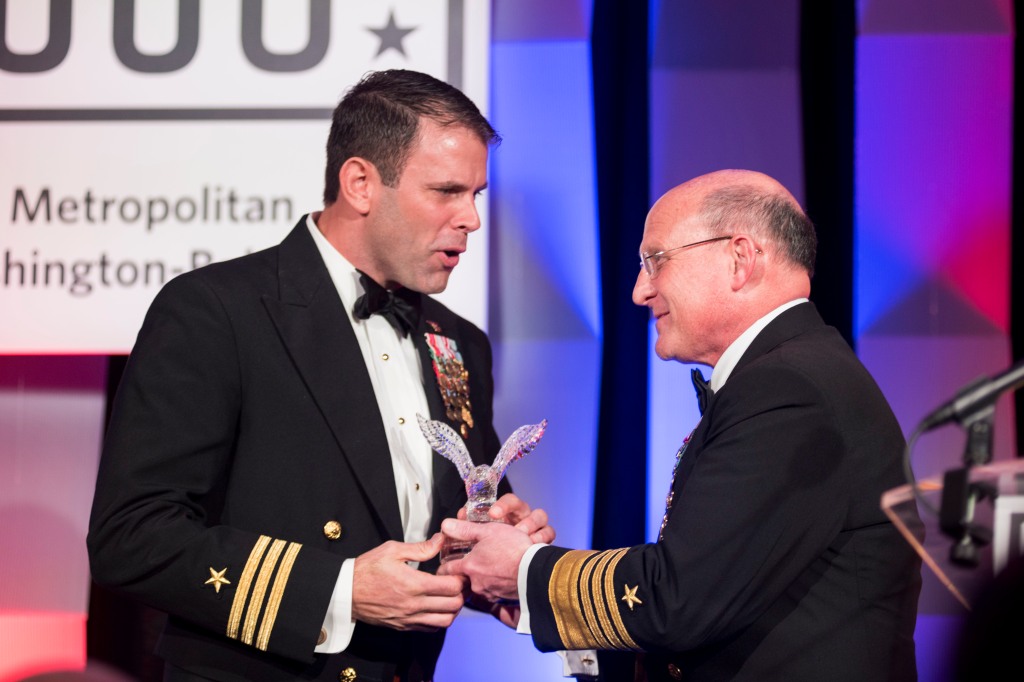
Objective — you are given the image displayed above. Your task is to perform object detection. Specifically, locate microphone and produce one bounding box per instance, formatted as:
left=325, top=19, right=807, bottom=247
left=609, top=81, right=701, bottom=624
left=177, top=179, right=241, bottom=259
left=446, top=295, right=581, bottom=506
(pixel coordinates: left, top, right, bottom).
left=919, top=359, right=1024, bottom=432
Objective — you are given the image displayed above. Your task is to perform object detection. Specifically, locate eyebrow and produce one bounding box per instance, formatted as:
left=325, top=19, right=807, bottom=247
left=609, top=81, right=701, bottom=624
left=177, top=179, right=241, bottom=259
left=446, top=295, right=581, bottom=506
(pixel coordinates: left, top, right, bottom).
left=431, top=181, right=489, bottom=193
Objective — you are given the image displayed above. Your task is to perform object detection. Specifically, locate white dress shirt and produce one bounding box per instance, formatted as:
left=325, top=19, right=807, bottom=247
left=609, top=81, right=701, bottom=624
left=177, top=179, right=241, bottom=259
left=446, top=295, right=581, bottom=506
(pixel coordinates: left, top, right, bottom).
left=306, top=214, right=435, bottom=653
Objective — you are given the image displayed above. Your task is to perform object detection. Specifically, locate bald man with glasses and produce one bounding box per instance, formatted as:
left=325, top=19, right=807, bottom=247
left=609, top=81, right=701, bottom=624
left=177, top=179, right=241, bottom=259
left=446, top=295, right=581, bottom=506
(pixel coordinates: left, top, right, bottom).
left=442, top=169, right=922, bottom=682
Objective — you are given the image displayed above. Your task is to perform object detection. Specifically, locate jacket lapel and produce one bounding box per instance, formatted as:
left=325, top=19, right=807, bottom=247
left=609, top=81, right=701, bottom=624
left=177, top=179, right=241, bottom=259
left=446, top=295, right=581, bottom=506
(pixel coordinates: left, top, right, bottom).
left=262, top=221, right=404, bottom=541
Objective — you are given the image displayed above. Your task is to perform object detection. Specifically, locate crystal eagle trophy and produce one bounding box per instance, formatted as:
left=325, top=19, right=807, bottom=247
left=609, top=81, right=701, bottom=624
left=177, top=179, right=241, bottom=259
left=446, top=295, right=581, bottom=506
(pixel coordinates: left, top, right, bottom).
left=417, top=413, right=547, bottom=563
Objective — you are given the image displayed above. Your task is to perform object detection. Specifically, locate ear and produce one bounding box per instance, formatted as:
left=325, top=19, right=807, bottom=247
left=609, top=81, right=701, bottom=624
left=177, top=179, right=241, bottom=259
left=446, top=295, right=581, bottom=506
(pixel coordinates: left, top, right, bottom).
left=729, top=235, right=762, bottom=291
left=337, top=157, right=379, bottom=215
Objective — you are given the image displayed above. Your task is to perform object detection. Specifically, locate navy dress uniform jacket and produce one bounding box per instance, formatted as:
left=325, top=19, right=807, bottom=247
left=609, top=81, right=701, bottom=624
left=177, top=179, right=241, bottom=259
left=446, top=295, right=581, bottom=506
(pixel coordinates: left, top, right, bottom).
left=526, top=303, right=921, bottom=682
left=87, top=218, right=506, bottom=682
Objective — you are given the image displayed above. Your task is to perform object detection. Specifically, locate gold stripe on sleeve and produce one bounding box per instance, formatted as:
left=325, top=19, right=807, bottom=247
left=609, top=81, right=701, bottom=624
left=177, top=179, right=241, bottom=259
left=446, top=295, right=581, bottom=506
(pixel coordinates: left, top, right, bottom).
left=550, top=549, right=599, bottom=649
left=241, top=538, right=286, bottom=645
left=256, top=541, right=302, bottom=651
left=576, top=550, right=616, bottom=649
left=227, top=535, right=272, bottom=640
left=548, top=548, right=641, bottom=651
left=599, top=548, right=640, bottom=650
left=589, top=548, right=632, bottom=649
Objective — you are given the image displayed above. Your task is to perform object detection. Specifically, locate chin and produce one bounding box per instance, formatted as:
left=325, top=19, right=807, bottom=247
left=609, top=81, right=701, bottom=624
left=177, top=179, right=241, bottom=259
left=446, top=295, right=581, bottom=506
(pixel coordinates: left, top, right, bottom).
left=418, top=274, right=451, bottom=295
left=654, top=337, right=685, bottom=363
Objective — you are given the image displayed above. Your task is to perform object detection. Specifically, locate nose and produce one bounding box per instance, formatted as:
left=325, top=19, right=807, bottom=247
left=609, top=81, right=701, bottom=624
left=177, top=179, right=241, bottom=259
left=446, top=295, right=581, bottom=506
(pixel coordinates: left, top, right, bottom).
left=457, top=195, right=482, bottom=233
left=632, top=268, right=654, bottom=306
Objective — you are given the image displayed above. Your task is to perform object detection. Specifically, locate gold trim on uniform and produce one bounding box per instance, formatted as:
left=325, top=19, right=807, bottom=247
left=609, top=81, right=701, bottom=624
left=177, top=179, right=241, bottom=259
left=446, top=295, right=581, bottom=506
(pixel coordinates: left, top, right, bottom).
left=242, top=538, right=286, bottom=645
left=591, top=549, right=625, bottom=646
left=205, top=566, right=231, bottom=594
left=603, top=551, right=639, bottom=649
left=549, top=549, right=592, bottom=648
left=257, top=541, right=302, bottom=651
left=549, top=548, right=640, bottom=651
left=228, top=535, right=272, bottom=639
left=577, top=549, right=614, bottom=649
left=226, top=535, right=304, bottom=651
left=621, top=584, right=643, bottom=611
left=323, top=520, right=342, bottom=540
left=605, top=567, right=639, bottom=647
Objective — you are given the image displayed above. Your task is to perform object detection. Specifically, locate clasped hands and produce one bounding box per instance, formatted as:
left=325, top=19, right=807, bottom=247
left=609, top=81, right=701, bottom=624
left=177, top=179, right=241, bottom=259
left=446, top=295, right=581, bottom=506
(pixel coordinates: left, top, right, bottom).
left=352, top=493, right=553, bottom=632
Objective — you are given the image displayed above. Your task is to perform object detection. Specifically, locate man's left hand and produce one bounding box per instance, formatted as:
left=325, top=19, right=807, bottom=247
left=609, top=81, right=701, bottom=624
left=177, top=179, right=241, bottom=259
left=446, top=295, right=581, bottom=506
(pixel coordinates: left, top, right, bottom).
left=486, top=493, right=556, bottom=544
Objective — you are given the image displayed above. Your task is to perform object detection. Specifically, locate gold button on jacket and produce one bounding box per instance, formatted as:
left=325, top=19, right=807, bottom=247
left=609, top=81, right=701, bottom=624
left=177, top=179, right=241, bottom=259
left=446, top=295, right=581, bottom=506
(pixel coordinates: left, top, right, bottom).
left=323, top=520, right=342, bottom=540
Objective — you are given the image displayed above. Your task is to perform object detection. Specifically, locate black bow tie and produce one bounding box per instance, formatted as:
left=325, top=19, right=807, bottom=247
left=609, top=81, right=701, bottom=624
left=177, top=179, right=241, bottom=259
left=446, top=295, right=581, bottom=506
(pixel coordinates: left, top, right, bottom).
left=353, top=271, right=420, bottom=337
left=692, top=368, right=713, bottom=415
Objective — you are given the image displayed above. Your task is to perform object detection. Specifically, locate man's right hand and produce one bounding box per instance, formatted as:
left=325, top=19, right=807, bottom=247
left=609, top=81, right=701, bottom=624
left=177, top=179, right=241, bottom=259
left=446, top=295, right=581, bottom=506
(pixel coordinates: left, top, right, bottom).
left=352, top=533, right=468, bottom=631
left=438, top=519, right=530, bottom=604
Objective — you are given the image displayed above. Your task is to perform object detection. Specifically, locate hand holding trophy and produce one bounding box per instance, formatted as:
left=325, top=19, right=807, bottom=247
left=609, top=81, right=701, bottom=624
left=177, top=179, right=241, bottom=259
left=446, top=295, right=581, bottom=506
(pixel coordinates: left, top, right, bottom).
left=417, top=414, right=547, bottom=563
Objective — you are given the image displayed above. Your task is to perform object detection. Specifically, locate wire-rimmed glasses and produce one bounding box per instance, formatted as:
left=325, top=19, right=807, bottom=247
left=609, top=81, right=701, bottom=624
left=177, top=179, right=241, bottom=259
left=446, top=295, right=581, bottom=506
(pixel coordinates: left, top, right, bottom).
left=639, top=236, right=733, bottom=278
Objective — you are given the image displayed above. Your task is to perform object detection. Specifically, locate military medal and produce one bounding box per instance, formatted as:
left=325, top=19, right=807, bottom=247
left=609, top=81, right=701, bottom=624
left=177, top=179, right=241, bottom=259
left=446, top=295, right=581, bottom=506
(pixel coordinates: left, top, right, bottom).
left=658, top=426, right=696, bottom=541
left=424, top=330, right=474, bottom=438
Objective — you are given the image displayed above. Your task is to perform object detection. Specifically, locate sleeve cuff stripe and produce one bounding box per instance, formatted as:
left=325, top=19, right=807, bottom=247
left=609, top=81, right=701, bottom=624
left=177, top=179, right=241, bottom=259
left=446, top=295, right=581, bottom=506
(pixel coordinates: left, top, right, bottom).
left=227, top=534, right=272, bottom=639
left=578, top=550, right=617, bottom=650
left=242, top=538, right=287, bottom=645
left=599, top=549, right=639, bottom=650
left=257, top=541, right=302, bottom=651
left=550, top=550, right=598, bottom=648
left=550, top=548, right=640, bottom=651
left=227, top=535, right=304, bottom=651
left=591, top=548, right=637, bottom=649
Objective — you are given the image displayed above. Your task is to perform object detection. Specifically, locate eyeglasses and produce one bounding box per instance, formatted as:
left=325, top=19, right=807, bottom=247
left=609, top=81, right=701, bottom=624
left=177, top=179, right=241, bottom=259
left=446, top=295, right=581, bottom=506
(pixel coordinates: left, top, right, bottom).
left=639, top=236, right=733, bottom=278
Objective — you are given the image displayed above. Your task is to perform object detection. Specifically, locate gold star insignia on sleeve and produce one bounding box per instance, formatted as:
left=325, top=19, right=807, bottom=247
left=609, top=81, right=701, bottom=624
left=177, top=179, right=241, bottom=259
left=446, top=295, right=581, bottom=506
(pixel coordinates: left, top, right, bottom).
left=621, top=584, right=643, bottom=611
left=205, top=567, right=231, bottom=594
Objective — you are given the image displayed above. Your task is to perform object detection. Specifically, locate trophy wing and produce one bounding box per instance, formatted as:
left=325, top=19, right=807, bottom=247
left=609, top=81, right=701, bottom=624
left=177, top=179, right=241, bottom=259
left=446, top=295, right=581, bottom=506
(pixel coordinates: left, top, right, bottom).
left=416, top=413, right=473, bottom=480
left=492, top=419, right=548, bottom=480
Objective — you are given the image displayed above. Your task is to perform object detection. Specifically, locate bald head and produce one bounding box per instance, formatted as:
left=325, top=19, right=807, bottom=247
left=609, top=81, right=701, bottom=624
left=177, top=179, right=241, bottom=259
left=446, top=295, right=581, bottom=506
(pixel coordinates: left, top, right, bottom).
left=671, top=168, right=796, bottom=197
left=634, top=170, right=817, bottom=366
left=654, top=170, right=816, bottom=276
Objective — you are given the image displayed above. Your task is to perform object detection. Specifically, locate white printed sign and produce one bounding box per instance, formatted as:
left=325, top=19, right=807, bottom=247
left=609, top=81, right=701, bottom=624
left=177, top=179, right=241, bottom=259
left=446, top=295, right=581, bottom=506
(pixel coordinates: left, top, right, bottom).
left=1, top=0, right=491, bottom=353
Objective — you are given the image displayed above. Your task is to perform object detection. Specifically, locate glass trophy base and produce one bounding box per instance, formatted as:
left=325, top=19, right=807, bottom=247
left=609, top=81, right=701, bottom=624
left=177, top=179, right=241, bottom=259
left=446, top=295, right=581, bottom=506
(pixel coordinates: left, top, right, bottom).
left=440, top=537, right=474, bottom=564
left=440, top=507, right=492, bottom=564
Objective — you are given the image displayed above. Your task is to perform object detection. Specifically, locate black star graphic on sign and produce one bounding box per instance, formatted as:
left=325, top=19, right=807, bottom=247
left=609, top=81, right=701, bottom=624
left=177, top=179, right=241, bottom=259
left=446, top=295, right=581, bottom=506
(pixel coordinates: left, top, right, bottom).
left=367, top=11, right=417, bottom=58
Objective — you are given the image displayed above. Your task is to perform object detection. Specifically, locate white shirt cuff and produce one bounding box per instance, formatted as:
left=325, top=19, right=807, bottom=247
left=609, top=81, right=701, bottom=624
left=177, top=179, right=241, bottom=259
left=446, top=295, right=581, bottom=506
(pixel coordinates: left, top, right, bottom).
left=558, top=650, right=600, bottom=677
left=515, top=543, right=548, bottom=635
left=315, top=558, right=356, bottom=653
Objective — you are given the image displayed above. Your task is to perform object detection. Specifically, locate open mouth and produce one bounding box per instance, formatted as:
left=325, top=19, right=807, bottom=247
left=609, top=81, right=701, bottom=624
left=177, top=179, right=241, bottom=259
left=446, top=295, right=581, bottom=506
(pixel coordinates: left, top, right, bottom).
left=440, top=250, right=461, bottom=268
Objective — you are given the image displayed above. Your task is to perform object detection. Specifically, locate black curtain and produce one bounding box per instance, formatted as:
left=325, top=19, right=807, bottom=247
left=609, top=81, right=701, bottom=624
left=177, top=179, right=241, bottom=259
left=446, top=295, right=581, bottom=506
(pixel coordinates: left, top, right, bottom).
left=589, top=5, right=652, bottom=678
left=800, top=0, right=856, bottom=348
left=590, top=0, right=651, bottom=553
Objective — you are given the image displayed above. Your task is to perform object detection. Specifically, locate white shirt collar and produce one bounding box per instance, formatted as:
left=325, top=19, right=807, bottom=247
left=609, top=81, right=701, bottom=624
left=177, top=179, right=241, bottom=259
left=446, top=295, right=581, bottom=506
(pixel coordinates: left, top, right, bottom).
left=306, top=214, right=366, bottom=319
left=709, top=298, right=808, bottom=392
